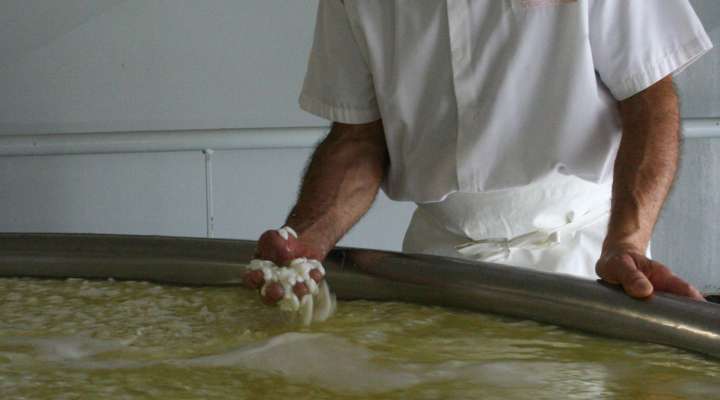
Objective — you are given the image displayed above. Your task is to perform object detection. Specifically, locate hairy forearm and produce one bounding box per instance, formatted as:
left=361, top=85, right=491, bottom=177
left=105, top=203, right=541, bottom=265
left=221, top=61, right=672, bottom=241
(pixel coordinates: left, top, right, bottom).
left=285, top=120, right=389, bottom=258
left=605, top=77, right=680, bottom=252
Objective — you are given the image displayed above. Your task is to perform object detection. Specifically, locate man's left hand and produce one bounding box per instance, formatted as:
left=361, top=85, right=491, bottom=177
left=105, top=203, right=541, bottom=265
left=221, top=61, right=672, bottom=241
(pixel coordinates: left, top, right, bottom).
left=596, top=246, right=705, bottom=301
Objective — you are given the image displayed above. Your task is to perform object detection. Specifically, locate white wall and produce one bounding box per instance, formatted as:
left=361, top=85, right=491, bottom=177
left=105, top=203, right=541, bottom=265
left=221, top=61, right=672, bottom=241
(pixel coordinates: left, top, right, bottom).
left=0, top=0, right=416, bottom=251
left=677, top=0, right=720, bottom=118
left=0, top=0, right=325, bottom=134
left=0, top=0, right=719, bottom=290
left=0, top=143, right=415, bottom=251
left=0, top=151, right=208, bottom=237
left=652, top=0, right=720, bottom=293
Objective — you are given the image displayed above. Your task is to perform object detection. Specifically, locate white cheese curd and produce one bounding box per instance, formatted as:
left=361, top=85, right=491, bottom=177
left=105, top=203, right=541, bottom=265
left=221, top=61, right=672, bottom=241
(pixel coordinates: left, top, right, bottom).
left=247, top=259, right=275, bottom=284
left=276, top=226, right=298, bottom=241
left=298, top=295, right=314, bottom=326
left=289, top=258, right=321, bottom=295
left=250, top=257, right=335, bottom=325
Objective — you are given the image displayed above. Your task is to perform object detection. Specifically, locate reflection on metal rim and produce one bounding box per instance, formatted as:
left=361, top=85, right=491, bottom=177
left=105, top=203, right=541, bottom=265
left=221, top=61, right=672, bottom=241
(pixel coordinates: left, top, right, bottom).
left=1, top=233, right=719, bottom=359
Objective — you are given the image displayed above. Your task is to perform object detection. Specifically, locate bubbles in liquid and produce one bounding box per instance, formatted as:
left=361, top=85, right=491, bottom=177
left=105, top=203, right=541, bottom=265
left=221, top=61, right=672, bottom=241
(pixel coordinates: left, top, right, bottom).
left=0, top=277, right=719, bottom=399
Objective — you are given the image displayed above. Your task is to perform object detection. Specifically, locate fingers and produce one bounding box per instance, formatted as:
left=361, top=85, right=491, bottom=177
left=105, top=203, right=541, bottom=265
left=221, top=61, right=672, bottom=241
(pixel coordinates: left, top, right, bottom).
left=249, top=226, right=328, bottom=307
left=309, top=268, right=324, bottom=283
left=618, top=254, right=654, bottom=298
left=663, top=277, right=706, bottom=301
left=292, top=282, right=310, bottom=298
left=597, top=253, right=654, bottom=299
left=641, top=259, right=706, bottom=302
left=247, top=228, right=300, bottom=303
left=242, top=269, right=265, bottom=289
left=597, top=251, right=706, bottom=302
left=261, top=282, right=285, bottom=305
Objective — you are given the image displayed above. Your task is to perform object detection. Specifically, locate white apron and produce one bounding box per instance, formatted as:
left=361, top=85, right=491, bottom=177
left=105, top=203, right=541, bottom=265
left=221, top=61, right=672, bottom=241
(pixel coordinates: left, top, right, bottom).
left=402, top=173, right=616, bottom=279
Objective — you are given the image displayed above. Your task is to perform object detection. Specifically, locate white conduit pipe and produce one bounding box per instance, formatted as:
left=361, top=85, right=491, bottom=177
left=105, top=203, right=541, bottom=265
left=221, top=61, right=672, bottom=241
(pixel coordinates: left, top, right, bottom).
left=0, top=118, right=718, bottom=157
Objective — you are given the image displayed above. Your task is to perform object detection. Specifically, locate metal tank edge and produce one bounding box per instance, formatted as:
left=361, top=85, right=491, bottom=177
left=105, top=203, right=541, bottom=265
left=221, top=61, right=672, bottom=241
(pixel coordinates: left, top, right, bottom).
left=0, top=233, right=718, bottom=359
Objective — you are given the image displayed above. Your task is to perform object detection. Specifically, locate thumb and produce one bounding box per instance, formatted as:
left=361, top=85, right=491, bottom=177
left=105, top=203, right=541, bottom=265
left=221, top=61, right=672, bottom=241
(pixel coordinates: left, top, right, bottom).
left=597, top=252, right=654, bottom=298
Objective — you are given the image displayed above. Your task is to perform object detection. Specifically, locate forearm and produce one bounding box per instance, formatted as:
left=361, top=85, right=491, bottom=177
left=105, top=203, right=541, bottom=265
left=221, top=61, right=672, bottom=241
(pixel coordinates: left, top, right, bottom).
left=286, top=120, right=389, bottom=258
left=605, top=77, right=680, bottom=253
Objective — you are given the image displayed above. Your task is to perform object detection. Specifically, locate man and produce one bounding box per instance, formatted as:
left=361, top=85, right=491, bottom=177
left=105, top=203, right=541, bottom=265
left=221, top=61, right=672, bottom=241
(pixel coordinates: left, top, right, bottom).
left=248, top=0, right=713, bottom=303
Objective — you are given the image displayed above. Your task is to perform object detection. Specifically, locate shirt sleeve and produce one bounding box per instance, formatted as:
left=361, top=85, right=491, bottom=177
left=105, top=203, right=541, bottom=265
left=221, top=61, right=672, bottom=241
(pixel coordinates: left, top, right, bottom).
left=589, top=0, right=714, bottom=100
left=298, top=0, right=381, bottom=124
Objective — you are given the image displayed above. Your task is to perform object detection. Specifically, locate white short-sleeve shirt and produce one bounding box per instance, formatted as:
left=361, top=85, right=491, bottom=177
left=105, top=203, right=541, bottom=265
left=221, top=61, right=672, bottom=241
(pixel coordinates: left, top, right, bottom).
left=299, top=0, right=713, bottom=203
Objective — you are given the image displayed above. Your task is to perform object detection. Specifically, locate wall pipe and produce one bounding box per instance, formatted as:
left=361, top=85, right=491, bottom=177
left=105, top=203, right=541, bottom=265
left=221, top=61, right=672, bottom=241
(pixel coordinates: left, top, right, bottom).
left=0, top=118, right=718, bottom=157
left=1, top=233, right=718, bottom=359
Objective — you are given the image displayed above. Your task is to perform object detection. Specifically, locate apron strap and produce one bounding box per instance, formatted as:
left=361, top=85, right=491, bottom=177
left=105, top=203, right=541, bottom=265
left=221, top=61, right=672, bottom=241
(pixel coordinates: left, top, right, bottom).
left=455, top=207, right=610, bottom=262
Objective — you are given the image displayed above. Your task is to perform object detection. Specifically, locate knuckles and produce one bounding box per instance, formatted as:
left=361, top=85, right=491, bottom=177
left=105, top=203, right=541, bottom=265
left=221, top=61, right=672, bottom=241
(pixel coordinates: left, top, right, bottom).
left=261, top=282, right=285, bottom=305
left=251, top=228, right=327, bottom=305
left=292, top=282, right=310, bottom=298
left=309, top=268, right=324, bottom=283
left=242, top=270, right=265, bottom=289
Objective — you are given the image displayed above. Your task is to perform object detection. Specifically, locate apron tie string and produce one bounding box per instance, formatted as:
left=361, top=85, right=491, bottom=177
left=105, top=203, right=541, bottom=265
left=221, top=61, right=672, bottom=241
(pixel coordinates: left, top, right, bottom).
left=455, top=208, right=610, bottom=262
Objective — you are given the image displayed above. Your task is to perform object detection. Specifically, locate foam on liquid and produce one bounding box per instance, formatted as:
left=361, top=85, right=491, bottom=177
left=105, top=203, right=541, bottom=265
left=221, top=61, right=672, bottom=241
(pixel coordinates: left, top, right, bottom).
left=1, top=277, right=719, bottom=399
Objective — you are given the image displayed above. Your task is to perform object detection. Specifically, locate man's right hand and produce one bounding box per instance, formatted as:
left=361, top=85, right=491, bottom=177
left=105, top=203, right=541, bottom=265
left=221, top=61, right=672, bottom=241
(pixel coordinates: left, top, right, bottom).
left=254, top=229, right=325, bottom=267
left=243, top=229, right=327, bottom=305
left=243, top=120, right=388, bottom=306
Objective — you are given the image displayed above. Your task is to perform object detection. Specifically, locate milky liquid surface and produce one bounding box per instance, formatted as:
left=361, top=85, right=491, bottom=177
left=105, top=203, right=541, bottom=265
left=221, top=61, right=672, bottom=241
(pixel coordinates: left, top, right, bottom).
left=1, top=278, right=719, bottom=399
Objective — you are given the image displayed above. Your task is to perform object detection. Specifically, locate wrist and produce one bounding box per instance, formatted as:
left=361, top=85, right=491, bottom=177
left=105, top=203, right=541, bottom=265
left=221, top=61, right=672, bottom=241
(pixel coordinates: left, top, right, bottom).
left=298, top=235, right=331, bottom=261
left=601, top=235, right=646, bottom=256
left=283, top=224, right=333, bottom=261
left=603, top=216, right=651, bottom=256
